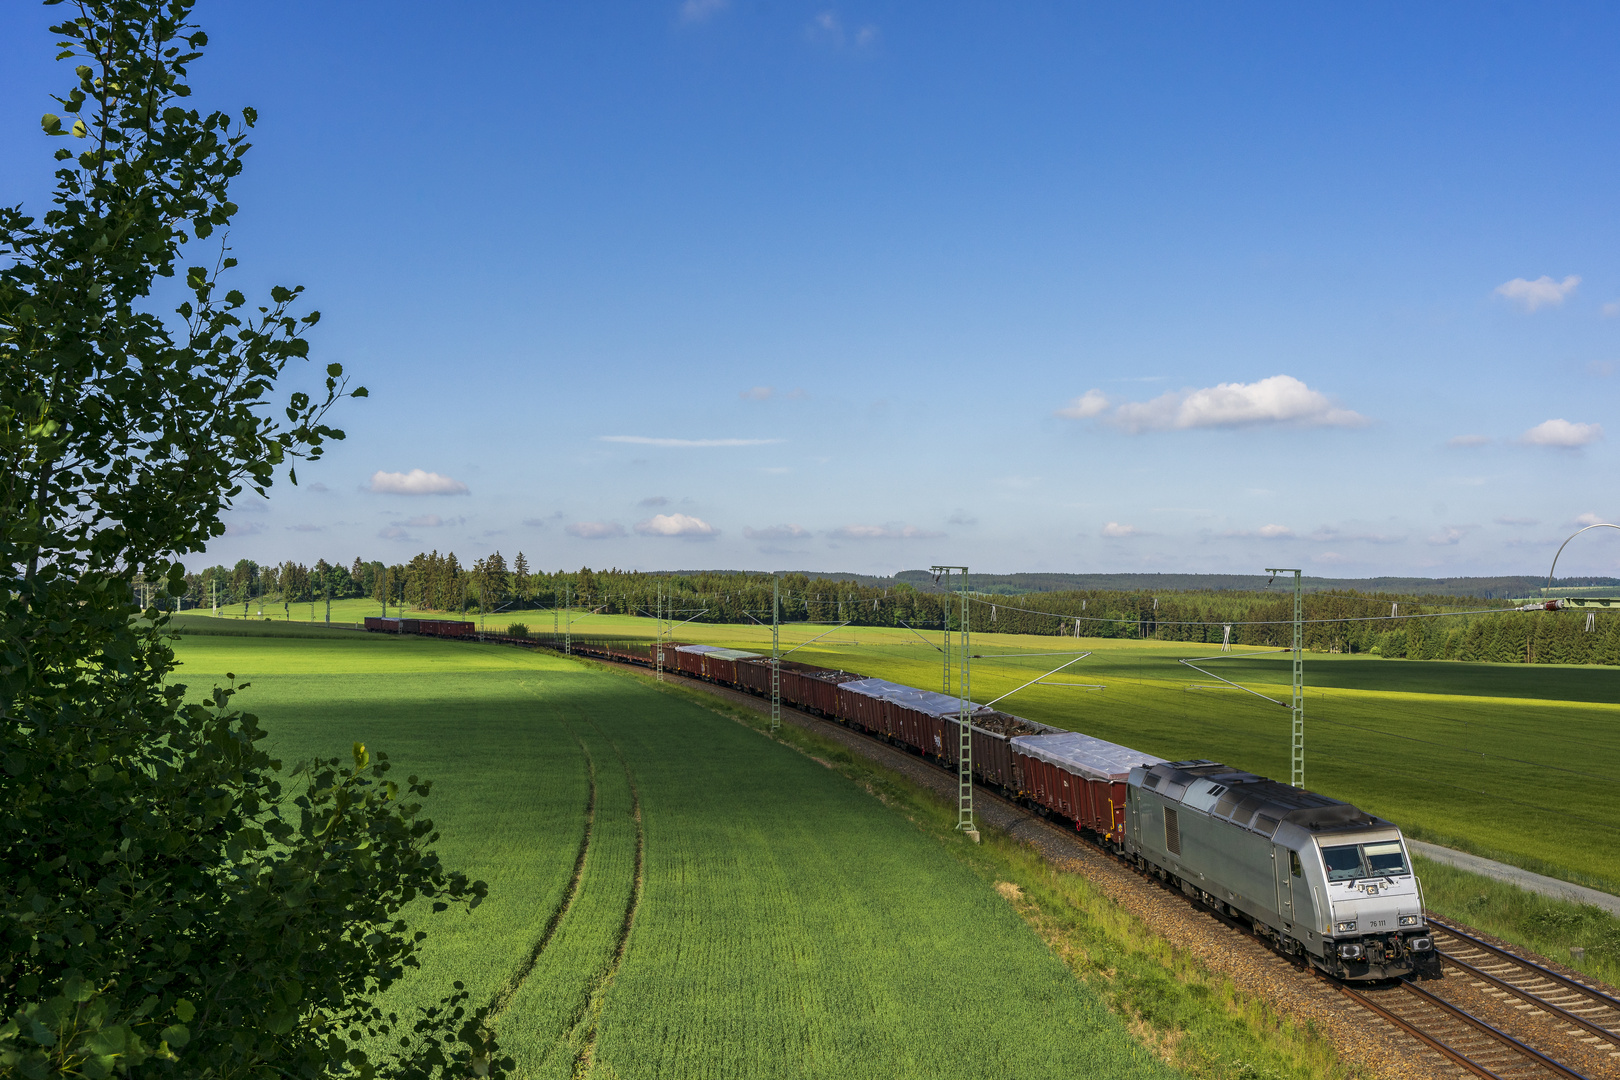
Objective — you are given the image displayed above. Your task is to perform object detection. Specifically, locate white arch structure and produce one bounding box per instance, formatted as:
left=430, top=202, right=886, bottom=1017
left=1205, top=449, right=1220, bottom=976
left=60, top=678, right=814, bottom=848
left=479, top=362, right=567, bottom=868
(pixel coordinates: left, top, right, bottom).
left=1546, top=522, right=1620, bottom=594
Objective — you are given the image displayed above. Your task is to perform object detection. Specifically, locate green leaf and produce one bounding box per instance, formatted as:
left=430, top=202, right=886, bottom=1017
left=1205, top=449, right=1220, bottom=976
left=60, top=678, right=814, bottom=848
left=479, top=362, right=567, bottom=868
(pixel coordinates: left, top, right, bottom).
left=160, top=1023, right=190, bottom=1047
left=41, top=113, right=62, bottom=134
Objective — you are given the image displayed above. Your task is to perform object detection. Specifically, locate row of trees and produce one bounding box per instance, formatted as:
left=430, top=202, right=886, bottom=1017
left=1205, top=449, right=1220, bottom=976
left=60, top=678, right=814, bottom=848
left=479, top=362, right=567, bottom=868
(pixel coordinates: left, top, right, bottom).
left=195, top=558, right=1618, bottom=666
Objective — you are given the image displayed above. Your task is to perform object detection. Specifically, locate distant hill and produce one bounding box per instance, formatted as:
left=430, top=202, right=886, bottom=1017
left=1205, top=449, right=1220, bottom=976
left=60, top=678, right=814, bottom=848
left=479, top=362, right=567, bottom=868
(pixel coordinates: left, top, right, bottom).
left=665, top=569, right=1620, bottom=599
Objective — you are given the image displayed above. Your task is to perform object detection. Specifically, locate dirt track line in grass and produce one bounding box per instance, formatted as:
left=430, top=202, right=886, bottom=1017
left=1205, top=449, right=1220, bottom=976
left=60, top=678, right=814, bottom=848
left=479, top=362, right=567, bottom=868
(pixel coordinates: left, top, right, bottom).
left=487, top=724, right=596, bottom=1025
left=568, top=716, right=646, bottom=1080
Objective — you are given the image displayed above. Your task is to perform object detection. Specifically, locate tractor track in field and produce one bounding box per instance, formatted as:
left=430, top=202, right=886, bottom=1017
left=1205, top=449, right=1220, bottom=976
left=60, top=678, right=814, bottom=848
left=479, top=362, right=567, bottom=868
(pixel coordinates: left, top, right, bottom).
left=565, top=714, right=646, bottom=1079
left=486, top=726, right=596, bottom=1025
left=580, top=654, right=1620, bottom=1080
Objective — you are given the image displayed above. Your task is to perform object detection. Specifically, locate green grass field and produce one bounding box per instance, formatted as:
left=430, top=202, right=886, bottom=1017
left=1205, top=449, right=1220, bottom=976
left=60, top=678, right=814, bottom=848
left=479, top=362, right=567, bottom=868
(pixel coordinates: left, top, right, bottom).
left=175, top=607, right=1620, bottom=892
left=370, top=610, right=1619, bottom=897
left=171, top=629, right=1180, bottom=1079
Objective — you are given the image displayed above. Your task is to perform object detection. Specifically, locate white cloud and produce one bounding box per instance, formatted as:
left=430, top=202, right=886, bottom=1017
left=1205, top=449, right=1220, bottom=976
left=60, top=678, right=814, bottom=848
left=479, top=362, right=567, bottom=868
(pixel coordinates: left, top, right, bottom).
left=224, top=520, right=265, bottom=537
left=377, top=525, right=414, bottom=541
left=1447, top=434, right=1490, bottom=448
left=403, top=514, right=449, bottom=527
left=1495, top=275, right=1579, bottom=312
left=1603, top=300, right=1620, bottom=318
left=740, top=386, right=773, bottom=401
left=1575, top=512, right=1610, bottom=527
left=287, top=523, right=324, bottom=533
left=369, top=469, right=469, bottom=496
left=1100, top=522, right=1139, bottom=538
left=831, top=524, right=944, bottom=540
left=1055, top=389, right=1110, bottom=419
left=854, top=24, right=880, bottom=46
left=1257, top=523, right=1293, bottom=538
left=680, top=0, right=727, bottom=21
left=635, top=513, right=717, bottom=538
left=1426, top=525, right=1476, bottom=546
left=567, top=521, right=626, bottom=539
left=744, top=524, right=810, bottom=541
left=599, top=435, right=782, bottom=447
left=1314, top=552, right=1351, bottom=564
left=1111, top=375, right=1367, bottom=433
left=1520, top=418, right=1602, bottom=447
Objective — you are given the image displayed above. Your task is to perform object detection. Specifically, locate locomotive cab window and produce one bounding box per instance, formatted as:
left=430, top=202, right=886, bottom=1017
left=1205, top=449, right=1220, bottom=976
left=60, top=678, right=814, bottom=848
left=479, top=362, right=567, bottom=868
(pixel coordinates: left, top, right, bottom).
left=1322, top=841, right=1409, bottom=882
left=1289, top=850, right=1302, bottom=878
left=1363, top=841, right=1407, bottom=876
left=1322, top=845, right=1363, bottom=882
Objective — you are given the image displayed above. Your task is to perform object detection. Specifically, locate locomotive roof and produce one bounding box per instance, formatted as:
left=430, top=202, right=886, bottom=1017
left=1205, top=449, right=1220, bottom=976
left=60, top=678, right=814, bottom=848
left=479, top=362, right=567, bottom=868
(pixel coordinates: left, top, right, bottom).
left=1135, top=759, right=1383, bottom=839
left=1011, top=731, right=1167, bottom=781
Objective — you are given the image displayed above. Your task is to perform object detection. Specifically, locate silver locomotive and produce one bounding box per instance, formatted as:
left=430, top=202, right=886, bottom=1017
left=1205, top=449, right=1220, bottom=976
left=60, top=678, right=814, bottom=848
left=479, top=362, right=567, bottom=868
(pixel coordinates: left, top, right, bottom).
left=1126, top=759, right=1439, bottom=980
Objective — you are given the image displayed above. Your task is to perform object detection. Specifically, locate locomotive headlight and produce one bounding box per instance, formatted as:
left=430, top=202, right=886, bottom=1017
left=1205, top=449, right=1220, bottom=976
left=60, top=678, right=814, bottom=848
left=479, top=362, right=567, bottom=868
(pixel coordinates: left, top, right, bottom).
left=1334, top=920, right=1357, bottom=933
left=1337, top=943, right=1365, bottom=960
left=1408, top=936, right=1434, bottom=952
left=1398, top=915, right=1420, bottom=927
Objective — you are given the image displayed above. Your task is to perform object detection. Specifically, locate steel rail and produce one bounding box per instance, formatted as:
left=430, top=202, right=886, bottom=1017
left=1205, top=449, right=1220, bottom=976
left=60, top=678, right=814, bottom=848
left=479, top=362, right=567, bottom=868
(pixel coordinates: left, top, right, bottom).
left=1329, top=980, right=1506, bottom=1080
left=1438, top=951, right=1620, bottom=1046
left=1429, top=916, right=1620, bottom=1014
left=1398, top=978, right=1591, bottom=1080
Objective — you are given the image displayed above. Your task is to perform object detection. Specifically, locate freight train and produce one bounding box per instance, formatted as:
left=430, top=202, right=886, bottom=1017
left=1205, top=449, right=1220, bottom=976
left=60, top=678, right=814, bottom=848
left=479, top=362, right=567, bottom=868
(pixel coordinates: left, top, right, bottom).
left=375, top=624, right=1437, bottom=980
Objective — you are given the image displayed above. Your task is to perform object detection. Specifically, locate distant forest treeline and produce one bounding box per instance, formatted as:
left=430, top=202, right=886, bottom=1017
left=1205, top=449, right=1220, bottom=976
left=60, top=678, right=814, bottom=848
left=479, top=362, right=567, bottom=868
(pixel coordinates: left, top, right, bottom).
left=180, top=557, right=1620, bottom=666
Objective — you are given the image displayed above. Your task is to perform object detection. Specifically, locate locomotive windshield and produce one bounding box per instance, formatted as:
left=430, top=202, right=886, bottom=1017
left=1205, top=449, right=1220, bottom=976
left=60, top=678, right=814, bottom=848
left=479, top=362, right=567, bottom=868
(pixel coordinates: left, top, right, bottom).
left=1321, top=841, right=1409, bottom=882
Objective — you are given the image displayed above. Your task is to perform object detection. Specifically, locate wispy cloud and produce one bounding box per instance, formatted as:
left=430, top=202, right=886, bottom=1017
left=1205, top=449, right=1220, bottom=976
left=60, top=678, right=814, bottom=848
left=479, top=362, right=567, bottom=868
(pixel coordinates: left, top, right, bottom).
left=567, top=521, right=626, bottom=539
left=1495, top=515, right=1538, bottom=526
left=1314, top=552, right=1351, bottom=564
left=740, top=386, right=773, bottom=401
left=680, top=0, right=727, bottom=22
left=830, top=524, right=943, bottom=540
left=1602, top=300, right=1620, bottom=318
left=744, top=524, right=810, bottom=541
left=378, top=525, right=415, bottom=541
left=403, top=513, right=455, bottom=527
left=1520, top=418, right=1602, bottom=448
left=1106, top=375, right=1366, bottom=433
left=638, top=495, right=670, bottom=507
left=806, top=10, right=879, bottom=48
left=599, top=435, right=782, bottom=448
left=947, top=510, right=977, bottom=526
left=287, top=524, right=324, bottom=533
left=1447, top=434, right=1490, bottom=448
left=224, top=520, right=265, bottom=537
left=1426, top=525, right=1476, bottom=546
left=1055, top=389, right=1109, bottom=419
left=307, top=482, right=330, bottom=493
left=1575, top=512, right=1612, bottom=527
left=369, top=469, right=469, bottom=495
left=1495, top=274, right=1579, bottom=312
left=635, top=513, right=717, bottom=538
left=1100, top=522, right=1140, bottom=538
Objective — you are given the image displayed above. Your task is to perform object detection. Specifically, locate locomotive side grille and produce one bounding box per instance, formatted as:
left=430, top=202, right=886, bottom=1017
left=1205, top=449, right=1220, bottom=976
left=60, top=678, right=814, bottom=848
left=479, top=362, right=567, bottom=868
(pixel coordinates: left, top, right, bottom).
left=1165, top=808, right=1181, bottom=855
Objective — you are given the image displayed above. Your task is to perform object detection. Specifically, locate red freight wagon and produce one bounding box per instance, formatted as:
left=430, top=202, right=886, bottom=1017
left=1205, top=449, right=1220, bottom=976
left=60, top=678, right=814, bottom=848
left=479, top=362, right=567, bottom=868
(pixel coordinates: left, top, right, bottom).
left=780, top=666, right=861, bottom=716
left=416, top=619, right=475, bottom=637
left=968, top=711, right=1062, bottom=792
left=673, top=644, right=763, bottom=684
left=364, top=617, right=400, bottom=632
left=835, top=678, right=895, bottom=734
left=1010, top=732, right=1167, bottom=845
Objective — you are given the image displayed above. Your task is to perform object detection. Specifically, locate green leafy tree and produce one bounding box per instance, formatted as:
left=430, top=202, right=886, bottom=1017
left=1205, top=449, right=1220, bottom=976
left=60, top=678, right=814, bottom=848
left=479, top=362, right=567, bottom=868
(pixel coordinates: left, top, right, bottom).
left=1, top=2, right=503, bottom=1076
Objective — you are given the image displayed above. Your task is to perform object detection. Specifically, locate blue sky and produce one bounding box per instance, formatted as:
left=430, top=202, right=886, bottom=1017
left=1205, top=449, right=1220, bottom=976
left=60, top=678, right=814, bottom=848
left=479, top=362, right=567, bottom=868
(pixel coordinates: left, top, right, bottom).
left=4, top=1, right=1619, bottom=577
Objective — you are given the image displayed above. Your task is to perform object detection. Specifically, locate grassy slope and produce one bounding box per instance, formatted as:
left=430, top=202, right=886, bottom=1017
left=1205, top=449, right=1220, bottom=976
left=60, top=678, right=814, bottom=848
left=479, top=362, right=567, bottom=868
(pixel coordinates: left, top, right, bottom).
left=173, top=632, right=1177, bottom=1079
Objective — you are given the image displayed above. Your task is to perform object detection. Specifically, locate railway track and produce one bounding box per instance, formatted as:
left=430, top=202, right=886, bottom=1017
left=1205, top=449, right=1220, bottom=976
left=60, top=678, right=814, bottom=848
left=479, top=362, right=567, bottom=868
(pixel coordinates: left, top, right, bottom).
left=1331, top=976, right=1592, bottom=1079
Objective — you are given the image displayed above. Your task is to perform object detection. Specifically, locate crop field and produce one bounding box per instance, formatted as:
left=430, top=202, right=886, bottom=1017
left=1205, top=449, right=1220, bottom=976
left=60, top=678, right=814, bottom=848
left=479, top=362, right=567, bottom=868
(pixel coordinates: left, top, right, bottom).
left=170, top=626, right=1176, bottom=1079
left=416, top=611, right=1620, bottom=896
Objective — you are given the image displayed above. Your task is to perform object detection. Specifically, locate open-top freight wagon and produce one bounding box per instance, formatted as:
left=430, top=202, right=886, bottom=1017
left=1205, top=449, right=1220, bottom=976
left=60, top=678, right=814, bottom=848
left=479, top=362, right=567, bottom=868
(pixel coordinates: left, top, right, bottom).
left=364, top=616, right=475, bottom=637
